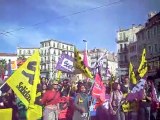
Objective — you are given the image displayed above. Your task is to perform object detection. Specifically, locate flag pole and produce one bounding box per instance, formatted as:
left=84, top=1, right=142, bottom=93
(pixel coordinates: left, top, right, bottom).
left=0, top=80, right=7, bottom=90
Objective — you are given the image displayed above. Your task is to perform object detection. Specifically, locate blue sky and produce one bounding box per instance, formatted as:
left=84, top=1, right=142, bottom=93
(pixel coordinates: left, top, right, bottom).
left=0, top=0, right=160, bottom=53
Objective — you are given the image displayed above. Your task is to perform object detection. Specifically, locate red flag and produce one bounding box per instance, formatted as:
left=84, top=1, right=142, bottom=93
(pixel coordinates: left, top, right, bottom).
left=92, top=74, right=106, bottom=102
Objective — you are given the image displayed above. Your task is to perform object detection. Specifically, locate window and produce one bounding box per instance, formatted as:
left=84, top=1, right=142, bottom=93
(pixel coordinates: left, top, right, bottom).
left=120, top=44, right=123, bottom=50
left=58, top=50, right=61, bottom=55
left=57, top=43, right=60, bottom=48
left=148, top=46, right=152, bottom=53
left=155, top=44, right=158, bottom=53
left=28, top=50, right=31, bottom=54
left=23, top=50, right=26, bottom=55
left=124, top=44, right=127, bottom=49
left=119, top=33, right=123, bottom=40
left=62, top=45, right=64, bottom=49
left=123, top=33, right=126, bottom=39
left=124, top=55, right=128, bottom=62
left=158, top=25, right=160, bottom=33
left=142, top=32, right=144, bottom=40
left=19, top=50, right=22, bottom=55
left=54, top=50, right=56, bottom=55
left=148, top=30, right=150, bottom=39
left=53, top=43, right=55, bottom=48
left=70, top=46, right=74, bottom=51
left=154, top=26, right=157, bottom=36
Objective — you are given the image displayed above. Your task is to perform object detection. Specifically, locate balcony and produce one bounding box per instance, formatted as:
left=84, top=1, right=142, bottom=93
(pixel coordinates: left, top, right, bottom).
left=41, top=61, right=46, bottom=65
left=116, top=38, right=128, bottom=43
left=40, top=69, right=49, bottom=73
left=118, top=61, right=129, bottom=67
left=118, top=48, right=128, bottom=53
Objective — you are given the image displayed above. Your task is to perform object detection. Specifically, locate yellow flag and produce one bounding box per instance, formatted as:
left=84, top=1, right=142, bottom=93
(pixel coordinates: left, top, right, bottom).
left=74, top=48, right=93, bottom=78
left=6, top=50, right=42, bottom=119
left=138, top=48, right=148, bottom=78
left=57, top=71, right=62, bottom=81
left=0, top=108, right=12, bottom=120
left=27, top=104, right=42, bottom=120
left=129, top=62, right=137, bottom=84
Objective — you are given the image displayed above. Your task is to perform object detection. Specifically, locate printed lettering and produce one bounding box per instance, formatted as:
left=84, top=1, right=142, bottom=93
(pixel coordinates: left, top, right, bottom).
left=22, top=61, right=37, bottom=85
left=16, top=82, right=31, bottom=102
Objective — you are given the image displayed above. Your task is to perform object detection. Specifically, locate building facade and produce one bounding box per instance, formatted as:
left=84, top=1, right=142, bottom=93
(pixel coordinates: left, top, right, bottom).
left=77, top=48, right=118, bottom=81
left=0, top=53, right=17, bottom=70
left=40, top=40, right=75, bottom=79
left=116, top=25, right=143, bottom=79
left=137, top=12, right=160, bottom=78
left=17, top=47, right=40, bottom=58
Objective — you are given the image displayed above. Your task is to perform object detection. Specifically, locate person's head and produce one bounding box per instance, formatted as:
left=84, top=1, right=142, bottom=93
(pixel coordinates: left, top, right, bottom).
left=79, top=84, right=87, bottom=93
left=124, top=76, right=129, bottom=84
left=113, top=82, right=121, bottom=91
left=147, top=76, right=153, bottom=86
left=42, top=84, right=47, bottom=90
left=63, top=79, right=68, bottom=84
left=52, top=81, right=59, bottom=91
left=41, top=77, right=45, bottom=83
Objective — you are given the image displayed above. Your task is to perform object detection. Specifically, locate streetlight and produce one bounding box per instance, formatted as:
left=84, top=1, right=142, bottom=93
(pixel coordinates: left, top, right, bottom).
left=83, top=40, right=87, bottom=52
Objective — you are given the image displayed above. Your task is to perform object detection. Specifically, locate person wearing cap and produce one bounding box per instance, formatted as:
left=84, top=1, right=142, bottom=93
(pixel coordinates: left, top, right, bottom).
left=41, top=80, right=61, bottom=120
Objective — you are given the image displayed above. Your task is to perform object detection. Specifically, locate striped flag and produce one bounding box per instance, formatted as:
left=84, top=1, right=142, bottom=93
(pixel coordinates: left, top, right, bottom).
left=83, top=50, right=89, bottom=68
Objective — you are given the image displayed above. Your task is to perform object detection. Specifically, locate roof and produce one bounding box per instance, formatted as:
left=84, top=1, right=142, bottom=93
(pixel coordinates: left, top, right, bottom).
left=0, top=53, right=17, bottom=56
left=40, top=39, right=75, bottom=46
left=17, top=47, right=40, bottom=49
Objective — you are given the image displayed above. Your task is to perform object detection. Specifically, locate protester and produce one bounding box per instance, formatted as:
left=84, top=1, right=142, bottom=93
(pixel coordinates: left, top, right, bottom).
left=2, top=89, right=18, bottom=120
left=61, top=79, right=70, bottom=96
left=41, top=80, right=61, bottom=120
left=110, top=82, right=123, bottom=120
left=138, top=76, right=152, bottom=120
left=96, top=82, right=111, bottom=120
left=58, top=92, right=74, bottom=120
left=121, top=76, right=131, bottom=120
left=72, top=83, right=89, bottom=120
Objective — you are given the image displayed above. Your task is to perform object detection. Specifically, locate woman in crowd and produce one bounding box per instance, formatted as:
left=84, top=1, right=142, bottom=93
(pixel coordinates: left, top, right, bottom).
left=110, top=82, right=123, bottom=120
left=72, top=83, right=89, bottom=120
left=41, top=81, right=61, bottom=120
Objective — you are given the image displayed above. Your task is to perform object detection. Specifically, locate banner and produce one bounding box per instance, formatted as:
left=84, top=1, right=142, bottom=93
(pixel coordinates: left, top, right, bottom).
left=11, top=60, right=17, bottom=70
left=126, top=79, right=146, bottom=101
left=0, top=108, right=12, bottom=120
left=129, top=62, right=137, bottom=84
left=56, top=54, right=74, bottom=73
left=138, top=48, right=148, bottom=78
left=92, top=74, right=106, bottom=102
left=74, top=48, right=93, bottom=78
left=6, top=50, right=42, bottom=119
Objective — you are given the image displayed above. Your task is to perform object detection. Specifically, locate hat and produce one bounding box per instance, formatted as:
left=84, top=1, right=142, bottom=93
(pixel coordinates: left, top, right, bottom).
left=53, top=81, right=58, bottom=85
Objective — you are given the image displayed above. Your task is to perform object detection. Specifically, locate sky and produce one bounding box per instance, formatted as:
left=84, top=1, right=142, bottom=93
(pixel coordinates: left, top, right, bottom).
left=0, top=0, right=160, bottom=53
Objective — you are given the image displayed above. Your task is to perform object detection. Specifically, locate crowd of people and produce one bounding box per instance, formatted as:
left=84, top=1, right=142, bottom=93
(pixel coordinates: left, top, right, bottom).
left=0, top=76, right=160, bottom=120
